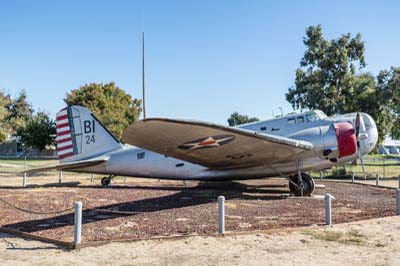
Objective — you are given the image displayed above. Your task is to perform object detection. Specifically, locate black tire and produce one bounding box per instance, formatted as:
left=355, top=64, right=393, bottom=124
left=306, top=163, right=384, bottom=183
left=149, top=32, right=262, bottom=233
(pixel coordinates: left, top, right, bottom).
left=101, top=176, right=111, bottom=186
left=288, top=173, right=315, bottom=196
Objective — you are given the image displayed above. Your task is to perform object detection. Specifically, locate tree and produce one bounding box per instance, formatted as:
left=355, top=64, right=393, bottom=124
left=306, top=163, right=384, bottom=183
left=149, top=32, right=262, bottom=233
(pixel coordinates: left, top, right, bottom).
left=286, top=25, right=366, bottom=115
left=64, top=82, right=142, bottom=139
left=344, top=73, right=393, bottom=144
left=375, top=67, right=400, bottom=139
left=0, top=91, right=11, bottom=142
left=5, top=90, right=33, bottom=134
left=227, top=112, right=259, bottom=126
left=16, top=111, right=56, bottom=151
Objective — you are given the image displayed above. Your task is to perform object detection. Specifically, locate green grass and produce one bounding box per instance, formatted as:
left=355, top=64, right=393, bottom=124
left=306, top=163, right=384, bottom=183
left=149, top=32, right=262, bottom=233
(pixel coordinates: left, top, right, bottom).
left=311, top=155, right=400, bottom=178
left=0, top=159, right=58, bottom=173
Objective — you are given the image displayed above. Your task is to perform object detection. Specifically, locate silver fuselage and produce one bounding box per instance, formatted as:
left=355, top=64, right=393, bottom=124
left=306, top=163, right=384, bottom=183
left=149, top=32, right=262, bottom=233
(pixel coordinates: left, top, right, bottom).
left=75, top=112, right=378, bottom=180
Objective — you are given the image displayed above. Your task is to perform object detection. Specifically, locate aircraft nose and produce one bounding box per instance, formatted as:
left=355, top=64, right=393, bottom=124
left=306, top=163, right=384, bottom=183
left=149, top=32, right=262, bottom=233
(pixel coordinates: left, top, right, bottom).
left=360, top=113, right=378, bottom=154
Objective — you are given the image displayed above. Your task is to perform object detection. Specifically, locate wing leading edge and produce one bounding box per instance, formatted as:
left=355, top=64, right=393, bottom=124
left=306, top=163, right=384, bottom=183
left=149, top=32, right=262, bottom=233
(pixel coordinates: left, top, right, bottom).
left=122, top=118, right=313, bottom=169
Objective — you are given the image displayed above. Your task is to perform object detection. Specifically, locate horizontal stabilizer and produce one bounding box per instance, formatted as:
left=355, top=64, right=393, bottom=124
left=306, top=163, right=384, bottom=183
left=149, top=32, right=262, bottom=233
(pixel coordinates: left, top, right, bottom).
left=23, top=157, right=109, bottom=174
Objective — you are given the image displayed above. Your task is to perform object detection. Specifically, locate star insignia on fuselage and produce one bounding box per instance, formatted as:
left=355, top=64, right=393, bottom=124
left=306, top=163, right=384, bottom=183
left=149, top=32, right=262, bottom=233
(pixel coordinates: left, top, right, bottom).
left=178, top=135, right=235, bottom=151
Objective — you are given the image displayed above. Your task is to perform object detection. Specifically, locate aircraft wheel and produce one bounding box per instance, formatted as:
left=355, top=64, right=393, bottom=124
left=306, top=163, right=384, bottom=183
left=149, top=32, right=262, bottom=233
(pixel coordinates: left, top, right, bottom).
left=101, top=176, right=111, bottom=186
left=289, top=173, right=315, bottom=196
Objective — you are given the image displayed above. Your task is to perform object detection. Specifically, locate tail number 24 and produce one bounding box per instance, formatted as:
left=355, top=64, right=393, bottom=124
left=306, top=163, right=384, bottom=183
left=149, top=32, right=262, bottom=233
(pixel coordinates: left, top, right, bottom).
left=84, top=120, right=95, bottom=144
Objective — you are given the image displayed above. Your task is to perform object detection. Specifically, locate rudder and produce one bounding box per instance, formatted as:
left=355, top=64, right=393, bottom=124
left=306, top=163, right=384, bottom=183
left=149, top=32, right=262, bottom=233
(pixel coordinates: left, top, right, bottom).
left=56, top=106, right=124, bottom=162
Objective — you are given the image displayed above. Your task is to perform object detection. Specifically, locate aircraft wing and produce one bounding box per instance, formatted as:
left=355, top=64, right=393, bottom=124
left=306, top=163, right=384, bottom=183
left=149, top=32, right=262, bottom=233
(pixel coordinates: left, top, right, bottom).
left=23, top=157, right=109, bottom=174
left=122, top=118, right=313, bottom=169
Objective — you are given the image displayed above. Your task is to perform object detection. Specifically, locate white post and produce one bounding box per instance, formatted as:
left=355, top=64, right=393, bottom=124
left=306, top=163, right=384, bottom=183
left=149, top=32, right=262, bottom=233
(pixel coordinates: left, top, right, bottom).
left=397, top=189, right=400, bottom=216
left=376, top=174, right=379, bottom=187
left=22, top=173, right=27, bottom=187
left=74, top=201, right=82, bottom=245
left=325, top=193, right=332, bottom=225
left=218, top=196, right=225, bottom=234
left=59, top=171, right=63, bottom=184
left=320, top=171, right=323, bottom=181
left=351, top=171, right=355, bottom=183
left=91, top=174, right=94, bottom=183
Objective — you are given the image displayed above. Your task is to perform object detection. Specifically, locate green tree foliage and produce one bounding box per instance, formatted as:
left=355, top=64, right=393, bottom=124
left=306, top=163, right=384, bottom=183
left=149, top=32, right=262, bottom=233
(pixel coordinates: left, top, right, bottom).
left=286, top=25, right=366, bottom=115
left=375, top=67, right=400, bottom=139
left=16, top=111, right=56, bottom=151
left=5, top=90, right=33, bottom=134
left=0, top=91, right=11, bottom=142
left=227, top=112, right=260, bottom=126
left=64, top=82, right=142, bottom=139
left=342, top=73, right=393, bottom=144
left=286, top=25, right=400, bottom=144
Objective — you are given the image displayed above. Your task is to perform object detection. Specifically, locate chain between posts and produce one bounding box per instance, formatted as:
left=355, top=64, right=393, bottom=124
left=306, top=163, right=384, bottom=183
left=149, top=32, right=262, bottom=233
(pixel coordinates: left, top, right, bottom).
left=0, top=197, right=74, bottom=215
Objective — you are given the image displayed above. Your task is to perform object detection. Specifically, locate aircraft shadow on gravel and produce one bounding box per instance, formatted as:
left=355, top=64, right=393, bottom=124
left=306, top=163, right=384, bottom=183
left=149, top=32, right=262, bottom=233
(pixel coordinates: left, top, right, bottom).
left=2, top=181, right=288, bottom=234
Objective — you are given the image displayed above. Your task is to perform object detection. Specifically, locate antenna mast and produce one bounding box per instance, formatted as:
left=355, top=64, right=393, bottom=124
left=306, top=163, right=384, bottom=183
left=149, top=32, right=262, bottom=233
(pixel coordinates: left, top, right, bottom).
left=142, top=32, right=146, bottom=119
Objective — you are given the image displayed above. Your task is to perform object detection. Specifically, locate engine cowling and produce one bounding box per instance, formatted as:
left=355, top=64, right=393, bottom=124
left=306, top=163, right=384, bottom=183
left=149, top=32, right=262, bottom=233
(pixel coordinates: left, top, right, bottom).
left=333, top=122, right=357, bottom=158
left=321, top=122, right=357, bottom=160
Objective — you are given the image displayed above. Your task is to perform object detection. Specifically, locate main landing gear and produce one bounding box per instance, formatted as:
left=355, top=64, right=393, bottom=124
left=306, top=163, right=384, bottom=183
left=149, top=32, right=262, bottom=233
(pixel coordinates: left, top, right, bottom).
left=101, top=175, right=113, bottom=187
left=288, top=173, right=315, bottom=196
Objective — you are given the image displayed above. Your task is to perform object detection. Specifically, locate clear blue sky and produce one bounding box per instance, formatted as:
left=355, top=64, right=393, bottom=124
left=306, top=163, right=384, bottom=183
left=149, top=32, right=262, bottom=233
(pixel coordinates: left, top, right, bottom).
left=1, top=0, right=399, bottom=124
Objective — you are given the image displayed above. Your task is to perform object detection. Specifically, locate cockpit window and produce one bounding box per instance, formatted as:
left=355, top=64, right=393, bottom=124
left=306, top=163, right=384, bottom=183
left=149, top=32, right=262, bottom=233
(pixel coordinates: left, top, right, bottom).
left=287, top=118, right=296, bottom=124
left=297, top=116, right=305, bottom=123
left=306, top=113, right=318, bottom=122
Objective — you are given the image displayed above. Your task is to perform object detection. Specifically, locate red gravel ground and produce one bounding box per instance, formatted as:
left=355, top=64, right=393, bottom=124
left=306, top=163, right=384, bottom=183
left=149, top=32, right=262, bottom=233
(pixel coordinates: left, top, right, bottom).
left=0, top=179, right=396, bottom=243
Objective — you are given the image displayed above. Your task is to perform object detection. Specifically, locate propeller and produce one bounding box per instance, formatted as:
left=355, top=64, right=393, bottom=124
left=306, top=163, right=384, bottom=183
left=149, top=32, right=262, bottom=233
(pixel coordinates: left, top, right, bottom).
left=355, top=113, right=368, bottom=179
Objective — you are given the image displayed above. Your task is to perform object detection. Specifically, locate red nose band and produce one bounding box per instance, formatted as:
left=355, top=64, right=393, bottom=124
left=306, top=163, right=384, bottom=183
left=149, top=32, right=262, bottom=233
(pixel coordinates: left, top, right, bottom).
left=334, top=122, right=357, bottom=158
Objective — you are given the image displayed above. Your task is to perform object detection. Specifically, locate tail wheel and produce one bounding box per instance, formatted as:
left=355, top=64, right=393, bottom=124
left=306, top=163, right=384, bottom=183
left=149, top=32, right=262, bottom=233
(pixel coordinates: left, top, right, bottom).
left=101, top=176, right=111, bottom=186
left=289, top=173, right=315, bottom=196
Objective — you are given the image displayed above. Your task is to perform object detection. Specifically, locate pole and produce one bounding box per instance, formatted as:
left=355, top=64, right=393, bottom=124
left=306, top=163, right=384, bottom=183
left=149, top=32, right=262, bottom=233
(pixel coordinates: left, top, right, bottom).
left=397, top=189, right=400, bottom=215
left=142, top=32, right=146, bottom=120
left=218, top=196, right=225, bottom=234
left=351, top=171, right=355, bottom=183
left=325, top=193, right=332, bottom=225
left=383, top=158, right=385, bottom=179
left=59, top=171, right=63, bottom=184
left=22, top=173, right=26, bottom=188
left=91, top=174, right=94, bottom=183
left=320, top=171, right=323, bottom=181
left=376, top=174, right=379, bottom=187
left=74, top=202, right=83, bottom=246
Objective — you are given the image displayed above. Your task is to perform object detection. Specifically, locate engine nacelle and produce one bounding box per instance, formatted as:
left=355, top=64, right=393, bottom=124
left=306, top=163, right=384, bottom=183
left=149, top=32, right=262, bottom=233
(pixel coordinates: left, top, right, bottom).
left=321, top=122, right=357, bottom=160
left=287, top=122, right=358, bottom=161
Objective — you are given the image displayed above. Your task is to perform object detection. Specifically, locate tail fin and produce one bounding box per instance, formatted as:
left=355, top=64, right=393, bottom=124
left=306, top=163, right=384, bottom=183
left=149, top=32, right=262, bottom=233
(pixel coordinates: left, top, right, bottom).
left=56, top=106, right=124, bottom=162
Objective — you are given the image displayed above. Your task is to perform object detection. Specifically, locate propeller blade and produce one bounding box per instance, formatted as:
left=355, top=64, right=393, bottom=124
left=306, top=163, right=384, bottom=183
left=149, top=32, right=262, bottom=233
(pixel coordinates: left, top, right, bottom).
left=358, top=146, right=366, bottom=179
left=355, top=112, right=366, bottom=179
left=355, top=112, right=361, bottom=139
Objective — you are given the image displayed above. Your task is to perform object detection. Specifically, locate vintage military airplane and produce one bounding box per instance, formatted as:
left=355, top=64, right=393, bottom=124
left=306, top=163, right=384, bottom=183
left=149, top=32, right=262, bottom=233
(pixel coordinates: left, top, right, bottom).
left=25, top=105, right=378, bottom=196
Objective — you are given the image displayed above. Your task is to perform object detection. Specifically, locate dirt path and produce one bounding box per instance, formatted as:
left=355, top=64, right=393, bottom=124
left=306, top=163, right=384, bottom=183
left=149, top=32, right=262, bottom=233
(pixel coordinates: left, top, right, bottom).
left=1, top=216, right=400, bottom=266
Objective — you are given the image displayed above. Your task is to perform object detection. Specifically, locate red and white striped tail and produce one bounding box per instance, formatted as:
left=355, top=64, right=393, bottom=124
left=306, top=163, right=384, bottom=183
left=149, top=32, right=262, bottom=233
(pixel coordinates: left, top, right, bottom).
left=56, top=107, right=75, bottom=160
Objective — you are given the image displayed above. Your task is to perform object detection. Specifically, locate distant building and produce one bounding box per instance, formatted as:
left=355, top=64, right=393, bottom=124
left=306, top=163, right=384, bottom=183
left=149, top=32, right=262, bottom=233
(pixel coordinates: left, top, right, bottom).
left=378, top=137, right=400, bottom=155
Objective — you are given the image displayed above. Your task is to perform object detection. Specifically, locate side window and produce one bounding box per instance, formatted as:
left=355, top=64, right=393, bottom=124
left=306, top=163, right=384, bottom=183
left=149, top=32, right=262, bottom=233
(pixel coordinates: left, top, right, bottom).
left=137, top=152, right=145, bottom=159
left=260, top=126, right=267, bottom=131
left=287, top=118, right=296, bottom=124
left=297, top=116, right=305, bottom=123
